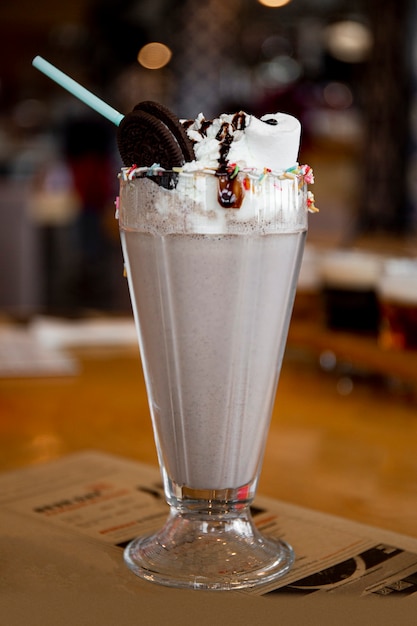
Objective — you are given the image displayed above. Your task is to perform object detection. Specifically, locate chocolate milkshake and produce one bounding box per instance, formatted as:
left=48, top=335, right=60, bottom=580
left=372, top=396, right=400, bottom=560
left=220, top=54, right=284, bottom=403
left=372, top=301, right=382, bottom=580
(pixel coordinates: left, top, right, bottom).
left=117, top=107, right=316, bottom=589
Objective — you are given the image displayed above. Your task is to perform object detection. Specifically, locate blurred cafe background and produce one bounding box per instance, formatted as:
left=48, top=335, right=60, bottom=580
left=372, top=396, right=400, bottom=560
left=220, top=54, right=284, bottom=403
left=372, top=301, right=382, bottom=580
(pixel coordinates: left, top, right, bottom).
left=1, top=0, right=416, bottom=315
left=1, top=0, right=417, bottom=537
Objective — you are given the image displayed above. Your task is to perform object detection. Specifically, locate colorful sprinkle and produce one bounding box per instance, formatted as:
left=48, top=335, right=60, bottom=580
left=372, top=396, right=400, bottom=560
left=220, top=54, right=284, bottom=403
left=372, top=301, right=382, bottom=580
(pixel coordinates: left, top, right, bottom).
left=299, top=164, right=314, bottom=185
left=307, top=191, right=319, bottom=212
left=146, top=163, right=163, bottom=177
left=228, top=163, right=240, bottom=179
left=243, top=176, right=251, bottom=191
left=258, top=167, right=271, bottom=183
left=127, top=164, right=138, bottom=180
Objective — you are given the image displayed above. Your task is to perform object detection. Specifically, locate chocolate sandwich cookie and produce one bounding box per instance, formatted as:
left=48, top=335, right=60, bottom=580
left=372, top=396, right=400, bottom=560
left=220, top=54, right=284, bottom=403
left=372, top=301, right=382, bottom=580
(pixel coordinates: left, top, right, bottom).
left=117, top=101, right=194, bottom=169
left=134, top=101, right=195, bottom=163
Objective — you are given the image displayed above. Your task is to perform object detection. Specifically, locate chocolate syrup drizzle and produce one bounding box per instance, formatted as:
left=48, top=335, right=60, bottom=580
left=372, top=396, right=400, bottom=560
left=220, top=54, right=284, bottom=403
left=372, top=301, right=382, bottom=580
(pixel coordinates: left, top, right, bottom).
left=182, top=112, right=249, bottom=209
left=215, top=113, right=247, bottom=208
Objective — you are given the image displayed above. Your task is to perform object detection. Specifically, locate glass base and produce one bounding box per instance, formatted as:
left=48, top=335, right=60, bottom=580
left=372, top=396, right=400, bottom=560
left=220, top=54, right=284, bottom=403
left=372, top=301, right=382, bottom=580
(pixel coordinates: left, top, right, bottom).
left=124, top=506, right=294, bottom=590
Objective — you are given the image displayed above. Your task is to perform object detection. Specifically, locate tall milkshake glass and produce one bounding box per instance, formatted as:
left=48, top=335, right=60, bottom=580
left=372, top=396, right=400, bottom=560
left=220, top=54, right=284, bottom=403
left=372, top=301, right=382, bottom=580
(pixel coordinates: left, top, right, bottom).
left=119, top=167, right=308, bottom=590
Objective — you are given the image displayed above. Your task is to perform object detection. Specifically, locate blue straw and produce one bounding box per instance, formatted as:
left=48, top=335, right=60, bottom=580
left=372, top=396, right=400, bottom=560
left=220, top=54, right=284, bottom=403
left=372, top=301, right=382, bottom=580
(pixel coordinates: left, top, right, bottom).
left=32, top=56, right=124, bottom=127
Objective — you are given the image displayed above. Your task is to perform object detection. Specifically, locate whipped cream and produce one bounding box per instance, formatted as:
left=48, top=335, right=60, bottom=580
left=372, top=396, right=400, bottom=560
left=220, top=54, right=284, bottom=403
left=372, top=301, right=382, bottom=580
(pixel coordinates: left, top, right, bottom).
left=181, top=111, right=301, bottom=174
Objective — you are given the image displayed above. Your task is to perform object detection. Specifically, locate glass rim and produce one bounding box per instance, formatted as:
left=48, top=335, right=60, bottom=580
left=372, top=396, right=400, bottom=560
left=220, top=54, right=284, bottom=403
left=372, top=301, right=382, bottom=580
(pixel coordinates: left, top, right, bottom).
left=120, top=164, right=309, bottom=183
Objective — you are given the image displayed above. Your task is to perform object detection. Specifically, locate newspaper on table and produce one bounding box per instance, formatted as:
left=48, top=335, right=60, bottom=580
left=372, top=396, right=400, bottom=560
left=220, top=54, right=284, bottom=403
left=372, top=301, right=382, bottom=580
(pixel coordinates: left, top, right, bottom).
left=1, top=450, right=417, bottom=603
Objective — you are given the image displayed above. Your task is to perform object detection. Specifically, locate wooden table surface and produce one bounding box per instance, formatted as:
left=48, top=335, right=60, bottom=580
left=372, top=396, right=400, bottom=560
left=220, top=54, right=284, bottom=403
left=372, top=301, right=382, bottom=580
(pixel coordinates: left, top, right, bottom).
left=1, top=317, right=417, bottom=539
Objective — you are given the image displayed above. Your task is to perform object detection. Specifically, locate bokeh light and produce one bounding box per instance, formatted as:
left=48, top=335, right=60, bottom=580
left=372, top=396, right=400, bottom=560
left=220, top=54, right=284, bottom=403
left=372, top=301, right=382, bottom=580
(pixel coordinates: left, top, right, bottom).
left=258, top=55, right=301, bottom=89
left=137, top=42, right=172, bottom=70
left=323, top=82, right=354, bottom=110
left=324, top=20, right=373, bottom=63
left=258, top=0, right=292, bottom=7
